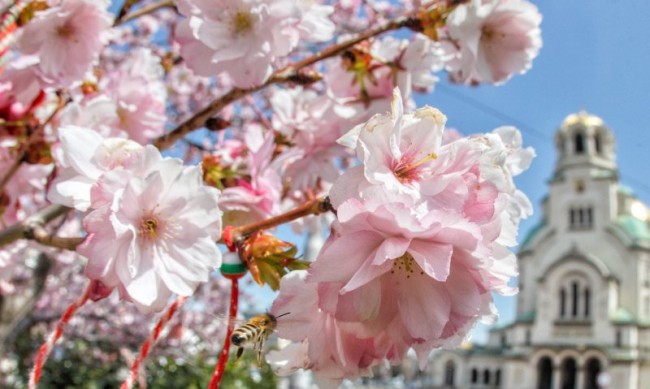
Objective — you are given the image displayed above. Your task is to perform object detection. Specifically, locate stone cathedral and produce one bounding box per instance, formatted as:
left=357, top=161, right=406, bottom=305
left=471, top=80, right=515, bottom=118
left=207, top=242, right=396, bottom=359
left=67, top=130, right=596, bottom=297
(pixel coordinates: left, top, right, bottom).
left=429, top=112, right=650, bottom=389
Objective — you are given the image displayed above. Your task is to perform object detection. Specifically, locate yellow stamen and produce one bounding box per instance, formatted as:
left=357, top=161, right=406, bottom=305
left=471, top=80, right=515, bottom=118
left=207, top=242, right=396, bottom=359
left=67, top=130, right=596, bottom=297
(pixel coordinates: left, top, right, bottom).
left=394, top=153, right=437, bottom=179
left=232, top=11, right=253, bottom=34
left=142, top=218, right=158, bottom=239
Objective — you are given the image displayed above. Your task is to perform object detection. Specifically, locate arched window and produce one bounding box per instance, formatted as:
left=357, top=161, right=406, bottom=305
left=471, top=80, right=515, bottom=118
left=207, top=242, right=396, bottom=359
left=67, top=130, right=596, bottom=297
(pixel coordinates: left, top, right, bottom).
left=444, top=360, right=456, bottom=387
left=594, top=133, right=602, bottom=154
left=483, top=369, right=491, bottom=384
left=584, top=358, right=602, bottom=389
left=575, top=132, right=585, bottom=154
left=559, top=274, right=591, bottom=321
left=471, top=368, right=478, bottom=383
left=561, top=358, right=577, bottom=389
left=572, top=281, right=579, bottom=317
left=537, top=357, right=553, bottom=389
left=495, top=369, right=502, bottom=387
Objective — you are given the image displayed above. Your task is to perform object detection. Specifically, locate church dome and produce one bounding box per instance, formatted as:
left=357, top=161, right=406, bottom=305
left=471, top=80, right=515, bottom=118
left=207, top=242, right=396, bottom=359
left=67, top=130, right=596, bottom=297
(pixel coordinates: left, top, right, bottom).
left=560, top=110, right=604, bottom=129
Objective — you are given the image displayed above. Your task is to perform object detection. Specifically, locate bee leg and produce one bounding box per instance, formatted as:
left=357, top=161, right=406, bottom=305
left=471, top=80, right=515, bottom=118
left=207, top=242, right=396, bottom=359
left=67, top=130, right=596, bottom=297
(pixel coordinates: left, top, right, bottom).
left=256, top=339, right=265, bottom=365
left=235, top=346, right=244, bottom=362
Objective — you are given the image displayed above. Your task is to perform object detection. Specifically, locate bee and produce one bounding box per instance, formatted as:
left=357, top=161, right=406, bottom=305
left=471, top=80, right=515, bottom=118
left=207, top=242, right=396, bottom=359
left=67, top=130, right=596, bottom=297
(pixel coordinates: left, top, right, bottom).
left=231, top=312, right=290, bottom=363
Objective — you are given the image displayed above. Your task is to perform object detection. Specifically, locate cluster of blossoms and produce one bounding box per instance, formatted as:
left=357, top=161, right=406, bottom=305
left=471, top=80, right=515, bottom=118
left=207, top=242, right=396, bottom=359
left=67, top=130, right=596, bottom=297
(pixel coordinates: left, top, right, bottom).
left=268, top=89, right=534, bottom=386
left=0, top=0, right=543, bottom=386
left=47, top=125, right=223, bottom=312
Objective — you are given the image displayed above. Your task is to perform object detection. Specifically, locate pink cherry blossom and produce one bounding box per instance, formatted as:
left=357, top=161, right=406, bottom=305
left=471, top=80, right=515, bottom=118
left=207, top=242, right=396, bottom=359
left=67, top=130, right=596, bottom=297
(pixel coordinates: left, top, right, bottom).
left=47, top=125, right=162, bottom=211
left=16, top=0, right=112, bottom=85
left=102, top=49, right=168, bottom=144
left=218, top=125, right=298, bottom=225
left=445, top=0, right=542, bottom=84
left=326, top=56, right=396, bottom=121
left=331, top=88, right=477, bottom=206
left=78, top=161, right=223, bottom=312
left=371, top=35, right=443, bottom=100
left=176, top=0, right=332, bottom=87
left=269, top=271, right=382, bottom=387
left=270, top=87, right=350, bottom=192
left=0, top=56, right=43, bottom=121
left=295, top=1, right=335, bottom=42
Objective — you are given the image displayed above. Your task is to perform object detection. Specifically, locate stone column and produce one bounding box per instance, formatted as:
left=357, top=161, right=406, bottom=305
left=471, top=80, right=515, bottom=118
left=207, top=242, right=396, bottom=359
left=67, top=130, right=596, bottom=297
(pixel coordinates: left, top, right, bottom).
left=553, top=365, right=561, bottom=389
left=576, top=366, right=584, bottom=389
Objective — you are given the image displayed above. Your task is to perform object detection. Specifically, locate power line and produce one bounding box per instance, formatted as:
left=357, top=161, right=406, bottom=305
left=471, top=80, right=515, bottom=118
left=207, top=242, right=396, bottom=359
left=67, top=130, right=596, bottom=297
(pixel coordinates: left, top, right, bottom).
left=435, top=83, right=548, bottom=142
left=435, top=83, right=650, bottom=200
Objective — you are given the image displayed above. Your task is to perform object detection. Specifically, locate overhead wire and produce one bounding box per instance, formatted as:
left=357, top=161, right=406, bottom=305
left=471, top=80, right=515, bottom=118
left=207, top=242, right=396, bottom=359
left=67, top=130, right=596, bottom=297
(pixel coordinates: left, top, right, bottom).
left=435, top=82, right=650, bottom=200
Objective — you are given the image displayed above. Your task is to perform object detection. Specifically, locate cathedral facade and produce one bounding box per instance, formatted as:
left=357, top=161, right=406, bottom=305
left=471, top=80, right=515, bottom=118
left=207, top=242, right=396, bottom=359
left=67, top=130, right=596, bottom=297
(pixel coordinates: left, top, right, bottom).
left=429, top=112, right=650, bottom=389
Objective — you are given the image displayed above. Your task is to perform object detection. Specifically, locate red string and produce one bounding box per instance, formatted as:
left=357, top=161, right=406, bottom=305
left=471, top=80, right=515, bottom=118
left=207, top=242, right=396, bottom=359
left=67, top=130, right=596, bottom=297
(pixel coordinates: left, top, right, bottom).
left=208, top=276, right=240, bottom=389
left=28, top=283, right=92, bottom=389
left=222, top=226, right=237, bottom=252
left=120, top=296, right=188, bottom=389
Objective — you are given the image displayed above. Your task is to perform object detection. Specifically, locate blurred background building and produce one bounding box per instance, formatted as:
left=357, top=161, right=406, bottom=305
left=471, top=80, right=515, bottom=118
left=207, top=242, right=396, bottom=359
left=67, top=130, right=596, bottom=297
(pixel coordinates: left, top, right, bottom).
left=429, top=112, right=650, bottom=389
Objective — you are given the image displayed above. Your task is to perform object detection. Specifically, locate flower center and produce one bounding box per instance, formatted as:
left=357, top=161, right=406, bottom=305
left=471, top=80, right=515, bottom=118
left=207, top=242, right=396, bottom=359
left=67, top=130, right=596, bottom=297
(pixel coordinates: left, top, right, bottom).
left=140, top=216, right=159, bottom=239
left=232, top=11, right=254, bottom=34
left=56, top=21, right=76, bottom=39
left=393, top=152, right=437, bottom=183
left=390, top=252, right=425, bottom=279
left=481, top=25, right=506, bottom=43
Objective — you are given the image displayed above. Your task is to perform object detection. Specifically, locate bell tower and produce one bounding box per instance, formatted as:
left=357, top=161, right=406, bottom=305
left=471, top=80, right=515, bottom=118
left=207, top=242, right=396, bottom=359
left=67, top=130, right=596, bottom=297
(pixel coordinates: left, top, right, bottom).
left=553, top=110, right=617, bottom=180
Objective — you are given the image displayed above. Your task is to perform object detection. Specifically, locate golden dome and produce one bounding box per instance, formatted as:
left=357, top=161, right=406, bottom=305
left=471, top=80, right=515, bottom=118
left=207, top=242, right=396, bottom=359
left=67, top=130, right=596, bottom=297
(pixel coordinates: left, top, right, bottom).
left=561, top=110, right=604, bottom=128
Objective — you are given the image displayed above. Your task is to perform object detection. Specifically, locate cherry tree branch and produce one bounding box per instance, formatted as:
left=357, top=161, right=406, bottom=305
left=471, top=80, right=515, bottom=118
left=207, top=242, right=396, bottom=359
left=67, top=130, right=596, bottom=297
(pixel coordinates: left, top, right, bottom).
left=0, top=205, right=78, bottom=248
left=113, top=0, right=175, bottom=27
left=0, top=94, right=67, bottom=195
left=152, top=14, right=415, bottom=150
left=0, top=197, right=334, bottom=252
left=226, top=196, right=334, bottom=244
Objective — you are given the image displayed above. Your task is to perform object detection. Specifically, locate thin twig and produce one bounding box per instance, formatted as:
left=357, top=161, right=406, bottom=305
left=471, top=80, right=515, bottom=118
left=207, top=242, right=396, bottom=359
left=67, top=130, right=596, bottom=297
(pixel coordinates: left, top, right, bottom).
left=114, top=0, right=175, bottom=26
left=0, top=155, right=21, bottom=193
left=152, top=15, right=413, bottom=150
left=228, top=196, right=334, bottom=243
left=0, top=94, right=67, bottom=194
left=0, top=205, right=72, bottom=247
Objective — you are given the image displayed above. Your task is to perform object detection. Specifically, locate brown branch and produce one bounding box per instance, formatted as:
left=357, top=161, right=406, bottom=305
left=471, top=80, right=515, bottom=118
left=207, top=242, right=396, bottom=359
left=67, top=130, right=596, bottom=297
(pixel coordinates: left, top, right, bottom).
left=0, top=95, right=67, bottom=194
left=25, top=224, right=84, bottom=251
left=0, top=205, right=75, bottom=248
left=0, top=156, right=21, bottom=194
left=227, top=196, right=334, bottom=243
left=114, top=0, right=175, bottom=26
left=152, top=15, right=414, bottom=150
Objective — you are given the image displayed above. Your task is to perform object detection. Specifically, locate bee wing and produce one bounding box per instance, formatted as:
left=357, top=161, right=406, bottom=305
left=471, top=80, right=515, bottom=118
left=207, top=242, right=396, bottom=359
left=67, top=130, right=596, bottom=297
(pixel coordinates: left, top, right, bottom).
left=208, top=312, right=249, bottom=327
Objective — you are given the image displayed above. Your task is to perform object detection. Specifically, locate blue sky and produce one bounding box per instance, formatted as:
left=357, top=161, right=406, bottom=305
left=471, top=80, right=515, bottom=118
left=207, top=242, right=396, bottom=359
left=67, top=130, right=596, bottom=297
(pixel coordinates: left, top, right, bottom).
left=417, top=1, right=650, bottom=342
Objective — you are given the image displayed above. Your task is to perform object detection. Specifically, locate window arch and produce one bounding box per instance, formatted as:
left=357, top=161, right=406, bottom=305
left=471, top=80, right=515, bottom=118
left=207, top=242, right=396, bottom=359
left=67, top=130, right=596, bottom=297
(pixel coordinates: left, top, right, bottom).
left=471, top=368, right=478, bottom=383
left=594, top=132, right=602, bottom=154
left=537, top=357, right=553, bottom=389
left=560, top=357, right=577, bottom=389
left=483, top=369, right=491, bottom=385
left=444, top=360, right=456, bottom=387
left=584, top=358, right=602, bottom=389
left=575, top=132, right=586, bottom=154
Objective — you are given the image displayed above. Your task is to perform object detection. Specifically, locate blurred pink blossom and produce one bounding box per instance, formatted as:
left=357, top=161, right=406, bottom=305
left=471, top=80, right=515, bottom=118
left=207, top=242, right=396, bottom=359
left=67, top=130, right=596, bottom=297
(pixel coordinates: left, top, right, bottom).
left=175, top=0, right=332, bottom=87
left=445, top=0, right=542, bottom=84
left=16, top=0, right=112, bottom=85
